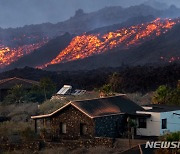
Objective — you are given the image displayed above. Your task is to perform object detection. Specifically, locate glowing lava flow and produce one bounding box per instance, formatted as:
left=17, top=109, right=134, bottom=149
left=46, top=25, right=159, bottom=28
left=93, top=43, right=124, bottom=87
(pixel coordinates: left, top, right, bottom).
left=42, top=18, right=178, bottom=68
left=0, top=40, right=48, bottom=68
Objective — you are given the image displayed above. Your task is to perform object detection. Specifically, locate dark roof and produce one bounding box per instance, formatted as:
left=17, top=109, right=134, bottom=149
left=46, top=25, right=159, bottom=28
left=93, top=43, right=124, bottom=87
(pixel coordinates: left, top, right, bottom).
left=31, top=95, right=144, bottom=119
left=129, top=113, right=151, bottom=118
left=71, top=95, right=144, bottom=117
left=0, top=77, right=39, bottom=89
left=142, top=104, right=180, bottom=112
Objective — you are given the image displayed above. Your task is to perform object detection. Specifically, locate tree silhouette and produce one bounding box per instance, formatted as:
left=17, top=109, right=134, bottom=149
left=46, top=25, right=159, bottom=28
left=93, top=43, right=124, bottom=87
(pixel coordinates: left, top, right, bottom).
left=152, top=85, right=172, bottom=104
left=4, top=84, right=25, bottom=104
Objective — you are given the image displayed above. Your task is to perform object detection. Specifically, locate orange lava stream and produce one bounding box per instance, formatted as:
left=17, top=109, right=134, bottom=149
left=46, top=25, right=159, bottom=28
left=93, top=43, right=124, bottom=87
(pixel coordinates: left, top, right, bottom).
left=42, top=18, right=177, bottom=68
left=0, top=41, right=48, bottom=68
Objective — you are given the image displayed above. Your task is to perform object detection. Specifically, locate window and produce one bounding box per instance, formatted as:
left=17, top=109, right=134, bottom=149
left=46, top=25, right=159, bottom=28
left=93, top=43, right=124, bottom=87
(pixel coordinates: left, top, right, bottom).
left=162, top=119, right=167, bottom=129
left=138, top=118, right=147, bottom=128
left=60, top=122, right=66, bottom=134
left=80, top=123, right=87, bottom=135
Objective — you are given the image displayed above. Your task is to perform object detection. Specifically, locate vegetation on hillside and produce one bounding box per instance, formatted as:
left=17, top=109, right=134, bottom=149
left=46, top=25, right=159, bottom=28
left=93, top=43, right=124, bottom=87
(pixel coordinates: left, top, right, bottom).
left=156, top=132, right=180, bottom=154
left=3, top=77, right=56, bottom=104
left=152, top=83, right=180, bottom=105
left=1, top=64, right=180, bottom=94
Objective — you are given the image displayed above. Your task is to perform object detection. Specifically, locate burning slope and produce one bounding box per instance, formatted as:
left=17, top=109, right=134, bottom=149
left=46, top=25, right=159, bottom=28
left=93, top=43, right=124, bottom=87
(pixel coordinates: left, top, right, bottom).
left=43, top=18, right=178, bottom=68
left=0, top=38, right=48, bottom=68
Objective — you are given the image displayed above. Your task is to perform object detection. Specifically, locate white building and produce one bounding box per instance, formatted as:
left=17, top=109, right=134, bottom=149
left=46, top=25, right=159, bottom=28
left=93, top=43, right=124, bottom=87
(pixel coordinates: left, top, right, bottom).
left=136, top=104, right=180, bottom=136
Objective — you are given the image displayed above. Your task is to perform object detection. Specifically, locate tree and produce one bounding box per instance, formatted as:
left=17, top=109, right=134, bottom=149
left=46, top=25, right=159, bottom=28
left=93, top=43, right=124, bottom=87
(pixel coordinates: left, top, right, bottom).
left=100, top=72, right=124, bottom=94
left=109, top=72, right=123, bottom=92
left=100, top=84, right=112, bottom=94
left=4, top=84, right=26, bottom=104
left=169, top=88, right=180, bottom=105
left=27, top=85, right=45, bottom=103
left=40, top=77, right=56, bottom=101
left=152, top=85, right=172, bottom=104
left=152, top=84, right=180, bottom=105
left=28, top=77, right=56, bottom=103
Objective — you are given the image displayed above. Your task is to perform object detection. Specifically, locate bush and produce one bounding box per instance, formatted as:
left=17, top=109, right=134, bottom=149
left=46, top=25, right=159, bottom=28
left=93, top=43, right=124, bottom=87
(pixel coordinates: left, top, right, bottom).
left=0, top=121, right=33, bottom=142
left=0, top=103, right=38, bottom=122
left=157, top=132, right=180, bottom=154
left=20, top=127, right=37, bottom=141
left=39, top=99, right=66, bottom=114
left=159, top=131, right=180, bottom=141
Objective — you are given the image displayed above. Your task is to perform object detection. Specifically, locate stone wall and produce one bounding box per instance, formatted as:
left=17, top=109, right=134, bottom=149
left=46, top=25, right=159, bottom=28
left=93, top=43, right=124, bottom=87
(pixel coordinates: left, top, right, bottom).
left=94, top=115, right=126, bottom=138
left=45, top=137, right=114, bottom=150
left=50, top=105, right=95, bottom=140
left=0, top=138, right=148, bottom=152
left=0, top=141, right=40, bottom=151
left=44, top=138, right=147, bottom=151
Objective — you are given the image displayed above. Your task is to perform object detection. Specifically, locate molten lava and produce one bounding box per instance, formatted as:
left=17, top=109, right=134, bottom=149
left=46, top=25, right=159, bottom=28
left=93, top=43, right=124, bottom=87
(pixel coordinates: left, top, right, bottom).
left=43, top=18, right=178, bottom=68
left=0, top=39, right=48, bottom=68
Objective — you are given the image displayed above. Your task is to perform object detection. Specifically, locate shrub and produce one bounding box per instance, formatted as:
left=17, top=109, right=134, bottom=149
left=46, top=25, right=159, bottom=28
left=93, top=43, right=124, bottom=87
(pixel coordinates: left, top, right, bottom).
left=0, top=121, right=33, bottom=142
left=20, top=127, right=37, bottom=141
left=39, top=99, right=66, bottom=114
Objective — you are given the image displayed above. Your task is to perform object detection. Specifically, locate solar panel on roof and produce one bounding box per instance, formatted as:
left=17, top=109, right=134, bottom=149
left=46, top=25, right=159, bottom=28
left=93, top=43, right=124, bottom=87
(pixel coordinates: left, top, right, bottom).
left=57, top=85, right=72, bottom=95
left=72, top=89, right=86, bottom=96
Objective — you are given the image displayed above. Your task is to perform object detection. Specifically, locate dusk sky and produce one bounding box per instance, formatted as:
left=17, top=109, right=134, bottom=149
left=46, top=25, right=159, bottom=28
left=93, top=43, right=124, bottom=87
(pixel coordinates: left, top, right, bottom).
left=0, top=0, right=180, bottom=28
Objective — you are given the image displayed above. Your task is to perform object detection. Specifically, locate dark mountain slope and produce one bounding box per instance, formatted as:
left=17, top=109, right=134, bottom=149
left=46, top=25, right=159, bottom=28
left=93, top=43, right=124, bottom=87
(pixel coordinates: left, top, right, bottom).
left=3, top=16, right=154, bottom=71
left=127, top=23, right=180, bottom=65
left=3, top=33, right=73, bottom=71
left=1, top=64, right=180, bottom=93
left=88, top=15, right=155, bottom=34
left=45, top=24, right=180, bottom=71
left=1, top=5, right=180, bottom=72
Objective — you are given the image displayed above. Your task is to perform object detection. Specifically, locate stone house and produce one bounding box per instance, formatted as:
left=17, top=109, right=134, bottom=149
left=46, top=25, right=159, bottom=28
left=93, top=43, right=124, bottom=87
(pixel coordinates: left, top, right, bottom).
left=31, top=95, right=148, bottom=140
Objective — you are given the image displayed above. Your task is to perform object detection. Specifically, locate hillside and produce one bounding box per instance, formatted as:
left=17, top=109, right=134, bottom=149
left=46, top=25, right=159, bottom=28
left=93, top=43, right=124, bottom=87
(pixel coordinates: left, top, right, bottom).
left=3, top=33, right=74, bottom=71
left=0, top=5, right=162, bottom=71
left=45, top=20, right=180, bottom=71
left=0, top=4, right=180, bottom=71
left=2, top=16, right=154, bottom=71
left=1, top=64, right=180, bottom=93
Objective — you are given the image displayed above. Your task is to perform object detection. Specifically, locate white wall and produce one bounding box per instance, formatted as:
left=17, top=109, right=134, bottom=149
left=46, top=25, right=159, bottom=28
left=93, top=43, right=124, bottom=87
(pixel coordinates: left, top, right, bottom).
left=136, top=110, right=180, bottom=136
left=160, top=110, right=180, bottom=135
left=136, top=111, right=161, bottom=136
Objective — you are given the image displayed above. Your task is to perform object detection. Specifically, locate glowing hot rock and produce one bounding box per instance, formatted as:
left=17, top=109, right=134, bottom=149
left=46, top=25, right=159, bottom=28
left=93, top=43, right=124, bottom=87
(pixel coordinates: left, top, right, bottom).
left=43, top=18, right=178, bottom=68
